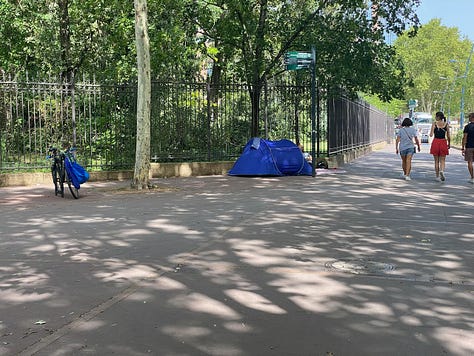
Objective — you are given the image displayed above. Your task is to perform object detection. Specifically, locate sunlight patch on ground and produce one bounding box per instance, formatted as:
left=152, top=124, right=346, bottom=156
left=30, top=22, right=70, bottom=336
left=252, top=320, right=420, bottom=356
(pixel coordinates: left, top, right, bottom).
left=223, top=321, right=254, bottom=333
left=93, top=260, right=160, bottom=282
left=162, top=325, right=211, bottom=338
left=70, top=252, right=97, bottom=262
left=143, top=276, right=187, bottom=291
left=399, top=315, right=423, bottom=326
left=170, top=292, right=240, bottom=319
left=432, top=327, right=474, bottom=355
left=346, top=302, right=395, bottom=317
left=161, top=324, right=243, bottom=356
left=270, top=271, right=351, bottom=313
left=147, top=218, right=203, bottom=237
left=75, top=319, right=107, bottom=331
left=26, top=244, right=56, bottom=253
left=118, top=229, right=155, bottom=238
left=224, top=289, right=286, bottom=314
left=0, top=289, right=53, bottom=303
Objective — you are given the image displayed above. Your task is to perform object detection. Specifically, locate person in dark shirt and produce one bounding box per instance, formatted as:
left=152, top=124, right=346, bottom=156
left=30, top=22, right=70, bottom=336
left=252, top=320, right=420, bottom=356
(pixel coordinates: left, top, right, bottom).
left=461, top=112, right=474, bottom=184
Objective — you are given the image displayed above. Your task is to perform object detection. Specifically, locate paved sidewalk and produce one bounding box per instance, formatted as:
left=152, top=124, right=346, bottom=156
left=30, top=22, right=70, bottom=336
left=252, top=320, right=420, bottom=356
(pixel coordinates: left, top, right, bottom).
left=0, top=144, right=473, bottom=356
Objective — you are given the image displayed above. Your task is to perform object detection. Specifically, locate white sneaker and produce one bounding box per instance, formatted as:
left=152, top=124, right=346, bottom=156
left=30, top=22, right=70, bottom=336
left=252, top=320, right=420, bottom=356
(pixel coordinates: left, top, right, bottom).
left=435, top=177, right=441, bottom=182
left=469, top=178, right=474, bottom=184
left=440, top=171, right=445, bottom=181
left=405, top=175, right=411, bottom=181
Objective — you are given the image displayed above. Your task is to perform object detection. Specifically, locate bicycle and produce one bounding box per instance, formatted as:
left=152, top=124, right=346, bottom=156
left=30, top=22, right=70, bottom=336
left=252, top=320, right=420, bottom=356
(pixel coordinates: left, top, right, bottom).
left=48, top=147, right=79, bottom=199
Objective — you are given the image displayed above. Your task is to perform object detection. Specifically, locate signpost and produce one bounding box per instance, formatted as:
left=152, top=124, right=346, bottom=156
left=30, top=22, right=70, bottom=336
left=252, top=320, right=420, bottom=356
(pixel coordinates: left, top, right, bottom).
left=284, top=51, right=313, bottom=71
left=408, top=99, right=418, bottom=121
left=284, top=48, right=317, bottom=177
left=408, top=99, right=417, bottom=109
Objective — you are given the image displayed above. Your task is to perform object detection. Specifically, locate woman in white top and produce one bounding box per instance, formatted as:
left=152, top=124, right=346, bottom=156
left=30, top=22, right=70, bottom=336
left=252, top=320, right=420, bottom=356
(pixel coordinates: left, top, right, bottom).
left=395, top=117, right=421, bottom=181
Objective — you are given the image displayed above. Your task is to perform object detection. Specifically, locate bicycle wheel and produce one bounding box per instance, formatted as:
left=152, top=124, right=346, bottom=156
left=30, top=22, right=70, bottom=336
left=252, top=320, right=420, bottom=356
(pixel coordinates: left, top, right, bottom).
left=58, top=159, right=65, bottom=198
left=51, top=163, right=59, bottom=196
left=66, top=170, right=79, bottom=199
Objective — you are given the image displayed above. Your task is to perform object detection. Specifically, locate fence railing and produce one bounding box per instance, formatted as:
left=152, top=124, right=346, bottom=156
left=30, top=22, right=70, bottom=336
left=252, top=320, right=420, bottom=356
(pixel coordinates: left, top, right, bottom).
left=0, top=75, right=392, bottom=172
left=327, top=96, right=394, bottom=155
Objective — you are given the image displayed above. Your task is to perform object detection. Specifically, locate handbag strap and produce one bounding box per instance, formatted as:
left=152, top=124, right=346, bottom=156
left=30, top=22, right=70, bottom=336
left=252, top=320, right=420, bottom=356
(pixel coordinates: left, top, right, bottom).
left=402, top=127, right=413, bottom=141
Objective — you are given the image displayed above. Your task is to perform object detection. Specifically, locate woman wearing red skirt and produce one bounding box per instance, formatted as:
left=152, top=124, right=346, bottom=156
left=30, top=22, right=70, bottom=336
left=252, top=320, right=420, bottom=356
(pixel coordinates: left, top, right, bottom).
left=429, top=111, right=450, bottom=181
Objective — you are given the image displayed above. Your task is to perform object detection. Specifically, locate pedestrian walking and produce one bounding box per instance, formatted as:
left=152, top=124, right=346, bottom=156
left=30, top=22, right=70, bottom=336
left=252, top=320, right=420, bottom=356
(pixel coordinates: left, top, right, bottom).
left=461, top=112, right=474, bottom=184
left=395, top=117, right=421, bottom=181
left=429, top=111, right=450, bottom=181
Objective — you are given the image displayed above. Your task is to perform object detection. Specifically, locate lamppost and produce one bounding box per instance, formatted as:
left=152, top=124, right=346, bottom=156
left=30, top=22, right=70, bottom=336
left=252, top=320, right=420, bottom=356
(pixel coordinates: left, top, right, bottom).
left=447, top=60, right=458, bottom=121
left=459, top=43, right=474, bottom=128
left=437, top=76, right=449, bottom=111
left=445, top=59, right=463, bottom=123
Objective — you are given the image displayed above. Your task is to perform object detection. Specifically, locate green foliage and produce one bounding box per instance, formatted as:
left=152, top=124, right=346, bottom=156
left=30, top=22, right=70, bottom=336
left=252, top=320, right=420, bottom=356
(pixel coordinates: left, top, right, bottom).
left=451, top=128, right=464, bottom=146
left=359, top=93, right=406, bottom=118
left=0, top=0, right=421, bottom=99
left=0, top=0, right=201, bottom=82
left=188, top=0, right=420, bottom=122
left=0, top=0, right=419, bottom=160
left=394, top=19, right=474, bottom=116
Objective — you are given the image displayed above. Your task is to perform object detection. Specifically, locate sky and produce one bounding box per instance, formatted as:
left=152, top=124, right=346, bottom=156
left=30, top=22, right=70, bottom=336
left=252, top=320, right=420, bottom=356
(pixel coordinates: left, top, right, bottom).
left=415, top=0, right=474, bottom=41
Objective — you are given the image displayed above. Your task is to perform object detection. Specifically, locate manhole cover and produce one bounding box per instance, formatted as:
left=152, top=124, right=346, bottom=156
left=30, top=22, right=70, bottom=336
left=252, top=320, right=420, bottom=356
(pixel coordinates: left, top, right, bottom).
left=326, top=259, right=395, bottom=275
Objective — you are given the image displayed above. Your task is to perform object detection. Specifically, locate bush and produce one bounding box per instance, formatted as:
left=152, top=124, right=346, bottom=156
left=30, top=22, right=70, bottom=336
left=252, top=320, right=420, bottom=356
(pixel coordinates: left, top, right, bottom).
left=452, top=129, right=464, bottom=146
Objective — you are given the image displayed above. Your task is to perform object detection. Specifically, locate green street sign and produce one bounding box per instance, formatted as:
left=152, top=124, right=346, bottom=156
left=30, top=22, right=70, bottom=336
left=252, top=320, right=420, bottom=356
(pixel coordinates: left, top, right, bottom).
left=286, top=63, right=309, bottom=70
left=408, top=99, right=418, bottom=109
left=284, top=51, right=313, bottom=71
left=285, top=51, right=312, bottom=60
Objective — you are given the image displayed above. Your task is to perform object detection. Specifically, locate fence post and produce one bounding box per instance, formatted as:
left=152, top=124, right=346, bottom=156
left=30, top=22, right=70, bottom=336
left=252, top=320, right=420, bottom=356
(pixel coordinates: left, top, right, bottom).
left=310, top=46, right=316, bottom=177
left=71, top=72, right=76, bottom=147
left=206, top=79, right=211, bottom=161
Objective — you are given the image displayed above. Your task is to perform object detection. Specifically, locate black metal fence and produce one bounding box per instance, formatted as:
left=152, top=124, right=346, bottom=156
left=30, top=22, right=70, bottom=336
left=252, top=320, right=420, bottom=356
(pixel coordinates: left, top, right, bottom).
left=328, top=96, right=393, bottom=155
left=0, top=74, right=392, bottom=172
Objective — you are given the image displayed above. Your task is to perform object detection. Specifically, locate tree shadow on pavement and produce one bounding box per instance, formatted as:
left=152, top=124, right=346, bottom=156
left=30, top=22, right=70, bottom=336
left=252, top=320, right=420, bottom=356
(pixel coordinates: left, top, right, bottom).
left=0, top=148, right=472, bottom=355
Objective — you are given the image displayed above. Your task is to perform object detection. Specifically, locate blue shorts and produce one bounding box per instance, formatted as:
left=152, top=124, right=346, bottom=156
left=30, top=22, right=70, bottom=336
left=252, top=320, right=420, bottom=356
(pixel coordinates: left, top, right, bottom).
left=400, top=147, right=415, bottom=156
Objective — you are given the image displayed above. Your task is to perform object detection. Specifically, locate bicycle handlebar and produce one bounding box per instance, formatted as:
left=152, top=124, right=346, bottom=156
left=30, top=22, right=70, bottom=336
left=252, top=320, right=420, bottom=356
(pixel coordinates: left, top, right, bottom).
left=47, top=146, right=77, bottom=159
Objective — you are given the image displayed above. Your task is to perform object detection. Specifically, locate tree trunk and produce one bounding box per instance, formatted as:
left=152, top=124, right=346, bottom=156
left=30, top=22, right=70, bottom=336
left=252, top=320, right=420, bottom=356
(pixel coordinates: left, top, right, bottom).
left=58, top=0, right=72, bottom=82
left=250, top=85, right=262, bottom=137
left=132, top=0, right=151, bottom=190
left=249, top=0, right=267, bottom=137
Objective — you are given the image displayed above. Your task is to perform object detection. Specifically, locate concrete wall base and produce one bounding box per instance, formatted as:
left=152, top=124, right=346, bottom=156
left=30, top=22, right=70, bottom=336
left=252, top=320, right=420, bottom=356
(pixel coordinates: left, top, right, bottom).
left=0, top=143, right=387, bottom=187
left=326, top=142, right=387, bottom=169
left=0, top=161, right=234, bottom=187
left=149, top=161, right=234, bottom=178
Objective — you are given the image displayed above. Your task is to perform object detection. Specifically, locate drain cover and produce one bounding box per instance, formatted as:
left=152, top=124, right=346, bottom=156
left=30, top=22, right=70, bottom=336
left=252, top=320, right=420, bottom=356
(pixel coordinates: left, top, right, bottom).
left=326, top=259, right=395, bottom=275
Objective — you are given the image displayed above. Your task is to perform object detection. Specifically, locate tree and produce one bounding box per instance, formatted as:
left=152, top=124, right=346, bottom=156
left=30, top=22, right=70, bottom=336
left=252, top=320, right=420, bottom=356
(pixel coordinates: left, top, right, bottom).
left=0, top=1, right=54, bottom=74
left=132, top=0, right=151, bottom=189
left=0, top=0, right=199, bottom=82
left=189, top=0, right=421, bottom=136
left=394, top=19, right=473, bottom=115
left=360, top=93, right=406, bottom=118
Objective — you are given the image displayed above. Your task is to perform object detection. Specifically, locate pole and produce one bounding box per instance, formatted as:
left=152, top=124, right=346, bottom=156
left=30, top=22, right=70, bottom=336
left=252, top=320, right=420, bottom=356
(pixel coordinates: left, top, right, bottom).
left=460, top=43, right=474, bottom=128
left=441, top=89, right=447, bottom=112
left=71, top=72, right=76, bottom=147
left=206, top=77, right=211, bottom=161
left=316, top=68, right=321, bottom=159
left=438, top=76, right=449, bottom=112
left=310, top=46, right=316, bottom=177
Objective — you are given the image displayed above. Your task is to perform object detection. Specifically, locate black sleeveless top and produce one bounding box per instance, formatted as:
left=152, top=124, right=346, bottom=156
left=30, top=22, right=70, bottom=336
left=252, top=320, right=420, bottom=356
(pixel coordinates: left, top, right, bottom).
left=434, top=124, right=448, bottom=139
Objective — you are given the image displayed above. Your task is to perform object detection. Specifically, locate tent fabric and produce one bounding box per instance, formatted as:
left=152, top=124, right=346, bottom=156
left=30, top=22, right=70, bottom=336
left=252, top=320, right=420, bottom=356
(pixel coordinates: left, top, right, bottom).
left=228, top=138, right=312, bottom=176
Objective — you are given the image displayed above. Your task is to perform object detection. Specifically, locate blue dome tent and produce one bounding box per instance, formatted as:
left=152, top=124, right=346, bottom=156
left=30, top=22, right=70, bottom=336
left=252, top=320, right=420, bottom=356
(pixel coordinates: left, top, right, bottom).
left=228, top=138, right=312, bottom=176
